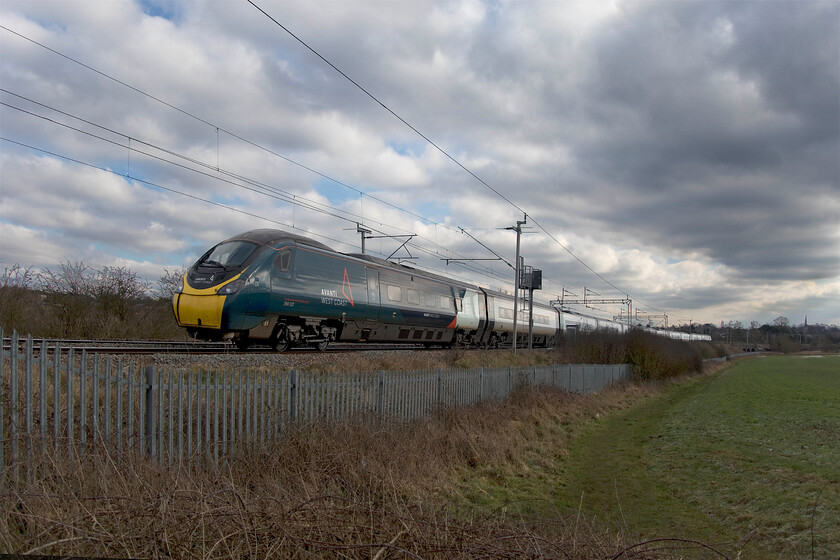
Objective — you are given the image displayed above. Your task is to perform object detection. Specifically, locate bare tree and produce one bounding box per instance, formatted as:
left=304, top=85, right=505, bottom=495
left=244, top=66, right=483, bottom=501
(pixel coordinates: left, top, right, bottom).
left=93, top=266, right=151, bottom=322
left=38, top=261, right=96, bottom=337
left=39, top=260, right=91, bottom=296
left=772, top=316, right=790, bottom=328
left=0, top=264, right=42, bottom=333
left=1, top=264, right=37, bottom=288
left=154, top=267, right=187, bottom=300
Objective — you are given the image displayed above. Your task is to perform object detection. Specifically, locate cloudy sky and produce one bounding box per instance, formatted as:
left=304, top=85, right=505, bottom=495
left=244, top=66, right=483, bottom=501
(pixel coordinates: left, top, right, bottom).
left=1, top=0, right=838, bottom=327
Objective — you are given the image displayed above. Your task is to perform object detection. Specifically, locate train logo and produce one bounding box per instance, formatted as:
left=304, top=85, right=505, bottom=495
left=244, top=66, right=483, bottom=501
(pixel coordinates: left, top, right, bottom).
left=342, top=268, right=354, bottom=306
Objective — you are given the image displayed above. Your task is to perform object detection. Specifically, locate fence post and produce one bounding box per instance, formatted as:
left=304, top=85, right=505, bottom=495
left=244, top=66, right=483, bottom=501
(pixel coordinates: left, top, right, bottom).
left=377, top=370, right=385, bottom=419
left=10, top=331, right=19, bottom=476
left=436, top=369, right=442, bottom=407
left=34, top=338, right=48, bottom=456
left=144, top=365, right=156, bottom=458
left=289, top=369, right=297, bottom=423
left=25, top=335, right=33, bottom=480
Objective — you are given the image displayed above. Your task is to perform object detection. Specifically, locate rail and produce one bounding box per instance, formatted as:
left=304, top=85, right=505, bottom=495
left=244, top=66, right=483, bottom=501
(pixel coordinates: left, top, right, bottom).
left=0, top=336, right=424, bottom=355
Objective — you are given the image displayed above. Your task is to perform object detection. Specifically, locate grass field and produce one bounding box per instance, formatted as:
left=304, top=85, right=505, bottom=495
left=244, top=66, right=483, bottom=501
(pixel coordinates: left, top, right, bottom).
left=563, top=355, right=840, bottom=559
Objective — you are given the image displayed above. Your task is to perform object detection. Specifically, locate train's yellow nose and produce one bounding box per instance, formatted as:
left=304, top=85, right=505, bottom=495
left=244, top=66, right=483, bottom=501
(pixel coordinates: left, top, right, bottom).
left=173, top=291, right=226, bottom=328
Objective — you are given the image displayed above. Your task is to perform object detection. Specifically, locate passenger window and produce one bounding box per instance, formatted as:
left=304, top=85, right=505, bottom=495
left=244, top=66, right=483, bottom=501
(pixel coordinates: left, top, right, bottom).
left=407, top=289, right=420, bottom=305
left=440, top=297, right=451, bottom=310
left=387, top=285, right=402, bottom=302
left=425, top=294, right=437, bottom=307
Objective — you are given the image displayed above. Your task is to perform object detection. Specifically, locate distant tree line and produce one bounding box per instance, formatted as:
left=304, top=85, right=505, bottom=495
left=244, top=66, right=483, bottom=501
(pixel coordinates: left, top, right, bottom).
left=1, top=262, right=186, bottom=340
left=671, top=317, right=840, bottom=353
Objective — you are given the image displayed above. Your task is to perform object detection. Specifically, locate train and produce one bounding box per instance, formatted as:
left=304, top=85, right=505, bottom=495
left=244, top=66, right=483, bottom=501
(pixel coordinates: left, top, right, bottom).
left=172, top=229, right=711, bottom=351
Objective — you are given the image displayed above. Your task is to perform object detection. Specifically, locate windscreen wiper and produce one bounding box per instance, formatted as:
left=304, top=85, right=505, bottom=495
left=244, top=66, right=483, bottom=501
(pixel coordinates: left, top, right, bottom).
left=199, top=260, right=226, bottom=269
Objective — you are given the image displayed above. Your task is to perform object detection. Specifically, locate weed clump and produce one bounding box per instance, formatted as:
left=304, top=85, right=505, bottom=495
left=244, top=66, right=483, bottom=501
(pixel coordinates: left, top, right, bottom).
left=552, top=330, right=706, bottom=381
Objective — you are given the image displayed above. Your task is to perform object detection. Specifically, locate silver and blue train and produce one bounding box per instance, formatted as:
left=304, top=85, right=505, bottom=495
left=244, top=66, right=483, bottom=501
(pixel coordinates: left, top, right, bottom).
left=172, top=229, right=710, bottom=351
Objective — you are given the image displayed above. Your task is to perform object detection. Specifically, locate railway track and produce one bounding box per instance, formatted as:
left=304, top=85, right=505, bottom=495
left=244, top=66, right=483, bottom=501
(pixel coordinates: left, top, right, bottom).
left=1, top=336, right=428, bottom=355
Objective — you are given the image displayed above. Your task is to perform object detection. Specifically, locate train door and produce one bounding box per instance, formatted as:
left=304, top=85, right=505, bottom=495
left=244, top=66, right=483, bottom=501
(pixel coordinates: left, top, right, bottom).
left=365, top=267, right=380, bottom=321
left=480, top=292, right=496, bottom=345
left=269, top=247, right=295, bottom=311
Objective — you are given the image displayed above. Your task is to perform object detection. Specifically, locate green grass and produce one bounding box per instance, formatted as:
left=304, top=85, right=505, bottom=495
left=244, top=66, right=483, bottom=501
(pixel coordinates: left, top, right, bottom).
left=564, top=356, right=840, bottom=558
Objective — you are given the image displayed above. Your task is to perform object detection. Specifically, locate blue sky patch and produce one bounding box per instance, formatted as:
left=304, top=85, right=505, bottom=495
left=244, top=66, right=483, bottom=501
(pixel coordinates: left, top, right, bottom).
left=138, top=0, right=182, bottom=22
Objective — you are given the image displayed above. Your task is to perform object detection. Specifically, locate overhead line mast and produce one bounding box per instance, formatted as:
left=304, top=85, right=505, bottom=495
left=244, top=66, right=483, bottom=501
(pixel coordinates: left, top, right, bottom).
left=551, top=287, right=632, bottom=325
left=506, top=215, right=527, bottom=354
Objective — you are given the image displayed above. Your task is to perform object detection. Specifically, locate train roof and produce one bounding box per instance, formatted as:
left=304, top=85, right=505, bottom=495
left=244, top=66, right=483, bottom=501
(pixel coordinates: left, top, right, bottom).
left=345, top=253, right=479, bottom=288
left=224, top=229, right=334, bottom=251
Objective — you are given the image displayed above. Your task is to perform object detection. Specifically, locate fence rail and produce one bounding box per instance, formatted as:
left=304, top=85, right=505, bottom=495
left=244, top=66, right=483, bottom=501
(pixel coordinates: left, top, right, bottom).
left=1, top=328, right=631, bottom=472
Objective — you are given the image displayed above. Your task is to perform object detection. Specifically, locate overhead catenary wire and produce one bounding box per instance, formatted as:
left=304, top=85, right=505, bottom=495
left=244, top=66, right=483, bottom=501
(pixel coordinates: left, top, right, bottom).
left=1, top=21, right=661, bottom=315
left=0, top=24, right=441, bottom=228
left=245, top=1, right=668, bottom=314
left=245, top=0, right=524, bottom=215
left=0, top=24, right=525, bottom=291
left=0, top=26, right=547, bottom=294
left=0, top=93, right=516, bottom=290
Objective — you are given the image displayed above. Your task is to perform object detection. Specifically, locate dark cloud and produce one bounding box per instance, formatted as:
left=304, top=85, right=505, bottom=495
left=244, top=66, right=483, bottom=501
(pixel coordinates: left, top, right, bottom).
left=541, top=1, right=840, bottom=290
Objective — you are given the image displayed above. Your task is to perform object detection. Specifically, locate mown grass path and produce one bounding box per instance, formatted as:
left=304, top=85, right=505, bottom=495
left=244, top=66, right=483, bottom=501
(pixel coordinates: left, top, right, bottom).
left=563, top=355, right=840, bottom=558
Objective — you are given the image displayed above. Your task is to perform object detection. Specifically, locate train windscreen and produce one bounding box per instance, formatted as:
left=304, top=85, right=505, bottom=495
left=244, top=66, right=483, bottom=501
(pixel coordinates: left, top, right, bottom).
left=197, top=241, right=259, bottom=269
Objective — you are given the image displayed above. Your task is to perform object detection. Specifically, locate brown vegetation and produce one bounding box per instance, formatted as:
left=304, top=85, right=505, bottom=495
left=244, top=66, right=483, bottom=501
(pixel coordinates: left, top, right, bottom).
left=0, top=262, right=184, bottom=340
left=3, top=381, right=681, bottom=559
left=0, top=320, right=735, bottom=557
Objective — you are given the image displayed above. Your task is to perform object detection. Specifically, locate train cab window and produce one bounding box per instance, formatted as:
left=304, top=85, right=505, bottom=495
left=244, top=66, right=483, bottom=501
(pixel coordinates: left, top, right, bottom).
left=273, top=249, right=292, bottom=272
left=407, top=289, right=420, bottom=305
left=387, top=285, right=402, bottom=302
left=198, top=240, right=258, bottom=269
left=425, top=294, right=437, bottom=307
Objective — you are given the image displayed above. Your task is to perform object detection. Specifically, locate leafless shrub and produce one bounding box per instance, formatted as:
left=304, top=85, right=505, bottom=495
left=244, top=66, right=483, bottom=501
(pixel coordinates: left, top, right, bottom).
left=154, top=267, right=187, bottom=301
left=0, top=264, right=37, bottom=288
left=552, top=330, right=705, bottom=381
left=3, top=260, right=182, bottom=339
left=0, top=264, right=45, bottom=334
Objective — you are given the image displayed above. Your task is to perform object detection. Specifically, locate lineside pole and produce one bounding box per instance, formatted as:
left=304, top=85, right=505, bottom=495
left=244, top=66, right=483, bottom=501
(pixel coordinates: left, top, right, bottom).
left=509, top=215, right=526, bottom=354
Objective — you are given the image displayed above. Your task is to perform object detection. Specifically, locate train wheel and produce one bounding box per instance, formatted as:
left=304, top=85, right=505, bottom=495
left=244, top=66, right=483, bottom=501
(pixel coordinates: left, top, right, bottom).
left=315, top=340, right=329, bottom=352
left=273, top=337, right=290, bottom=352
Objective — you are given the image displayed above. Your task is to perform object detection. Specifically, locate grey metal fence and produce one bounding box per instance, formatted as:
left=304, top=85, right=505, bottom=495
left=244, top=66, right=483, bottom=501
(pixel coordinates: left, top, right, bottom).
left=1, top=328, right=631, bottom=472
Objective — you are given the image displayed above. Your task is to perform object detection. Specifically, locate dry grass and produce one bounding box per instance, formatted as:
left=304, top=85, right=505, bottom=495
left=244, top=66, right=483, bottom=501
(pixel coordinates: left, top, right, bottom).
left=2, top=333, right=723, bottom=558
left=1, top=380, right=704, bottom=559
